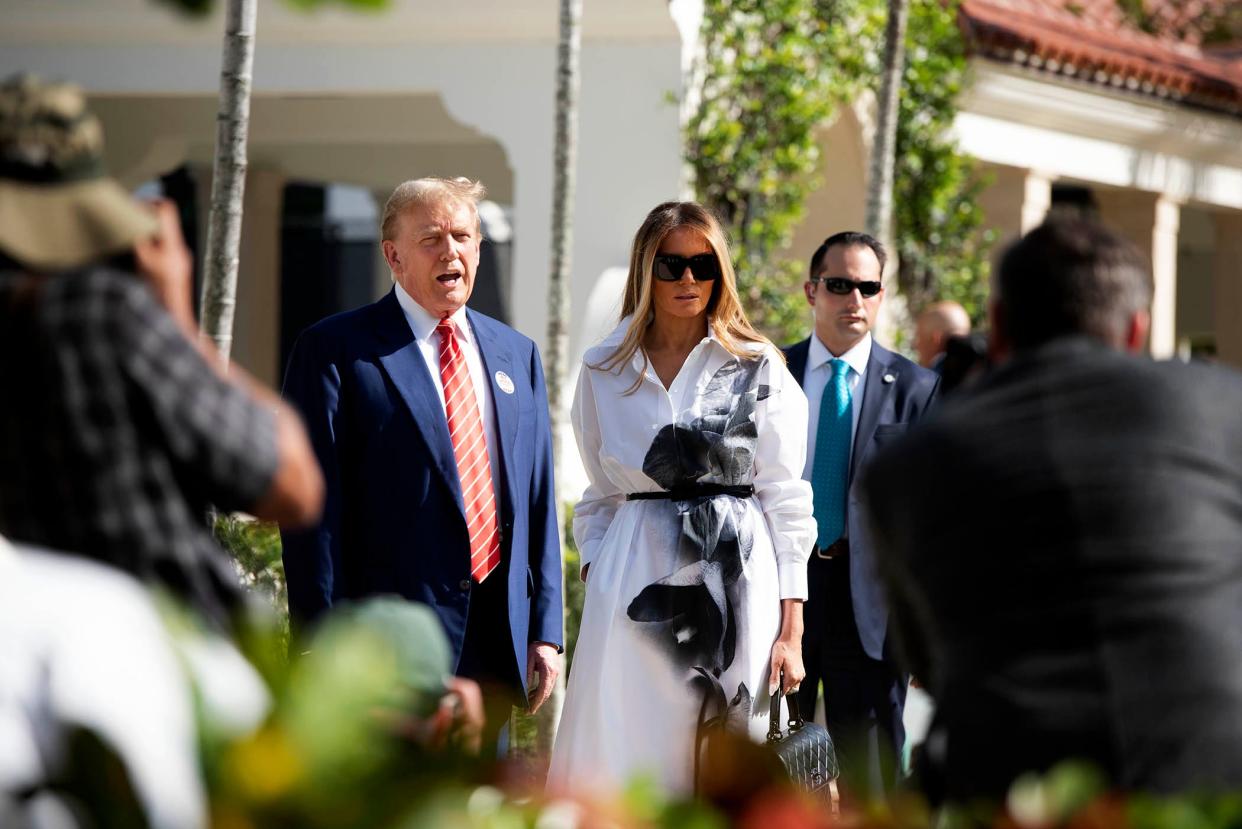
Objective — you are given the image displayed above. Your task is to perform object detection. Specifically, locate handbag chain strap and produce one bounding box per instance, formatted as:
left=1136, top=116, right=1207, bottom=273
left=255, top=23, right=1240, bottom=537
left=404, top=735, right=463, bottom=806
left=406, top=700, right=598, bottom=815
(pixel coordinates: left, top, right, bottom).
left=767, top=669, right=807, bottom=743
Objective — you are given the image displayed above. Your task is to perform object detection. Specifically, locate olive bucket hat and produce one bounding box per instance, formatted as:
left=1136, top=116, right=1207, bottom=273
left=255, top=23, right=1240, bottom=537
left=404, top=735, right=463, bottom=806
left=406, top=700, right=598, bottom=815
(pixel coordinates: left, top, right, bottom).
left=0, top=73, right=158, bottom=271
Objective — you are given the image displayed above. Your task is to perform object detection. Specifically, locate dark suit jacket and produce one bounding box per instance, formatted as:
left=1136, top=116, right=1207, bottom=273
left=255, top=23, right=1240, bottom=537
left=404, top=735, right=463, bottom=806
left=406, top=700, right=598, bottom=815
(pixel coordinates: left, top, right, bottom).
left=862, top=337, right=1242, bottom=798
left=783, top=337, right=939, bottom=660
left=280, top=289, right=563, bottom=693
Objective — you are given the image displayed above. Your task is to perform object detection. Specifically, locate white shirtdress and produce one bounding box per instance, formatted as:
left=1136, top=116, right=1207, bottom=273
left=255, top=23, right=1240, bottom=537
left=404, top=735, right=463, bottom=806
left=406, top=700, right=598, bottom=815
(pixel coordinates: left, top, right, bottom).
left=547, top=319, right=815, bottom=796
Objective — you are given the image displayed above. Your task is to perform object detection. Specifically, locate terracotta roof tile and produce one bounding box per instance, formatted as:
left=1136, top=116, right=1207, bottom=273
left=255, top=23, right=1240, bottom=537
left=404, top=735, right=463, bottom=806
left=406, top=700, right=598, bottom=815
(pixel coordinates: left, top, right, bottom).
left=960, top=0, right=1242, bottom=116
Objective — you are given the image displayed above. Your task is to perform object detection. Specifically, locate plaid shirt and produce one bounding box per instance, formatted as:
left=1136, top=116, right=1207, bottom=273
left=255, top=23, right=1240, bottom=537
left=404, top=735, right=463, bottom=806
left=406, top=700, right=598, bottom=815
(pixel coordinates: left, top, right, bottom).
left=0, top=265, right=278, bottom=630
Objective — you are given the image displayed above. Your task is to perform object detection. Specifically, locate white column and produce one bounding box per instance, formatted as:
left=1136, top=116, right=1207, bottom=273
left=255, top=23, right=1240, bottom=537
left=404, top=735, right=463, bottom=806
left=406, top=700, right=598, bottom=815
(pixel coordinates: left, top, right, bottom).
left=1096, top=190, right=1181, bottom=359
left=1021, top=171, right=1053, bottom=234
left=976, top=165, right=1051, bottom=250
left=1150, top=197, right=1181, bottom=359
left=1213, top=210, right=1242, bottom=370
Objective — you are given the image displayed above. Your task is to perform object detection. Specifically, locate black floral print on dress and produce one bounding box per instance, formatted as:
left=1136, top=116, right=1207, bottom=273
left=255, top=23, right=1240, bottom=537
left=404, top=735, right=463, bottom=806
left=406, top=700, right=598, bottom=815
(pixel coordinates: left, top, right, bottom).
left=627, top=358, right=771, bottom=684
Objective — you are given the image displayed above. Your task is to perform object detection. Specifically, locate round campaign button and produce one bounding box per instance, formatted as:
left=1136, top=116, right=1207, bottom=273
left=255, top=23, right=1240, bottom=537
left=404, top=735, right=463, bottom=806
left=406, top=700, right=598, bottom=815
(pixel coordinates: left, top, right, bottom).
left=495, top=371, right=515, bottom=394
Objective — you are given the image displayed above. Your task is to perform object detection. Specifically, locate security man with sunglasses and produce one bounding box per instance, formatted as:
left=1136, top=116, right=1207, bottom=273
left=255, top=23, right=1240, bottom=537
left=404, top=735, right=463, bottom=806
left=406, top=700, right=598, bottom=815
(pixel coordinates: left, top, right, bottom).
left=782, top=231, right=939, bottom=792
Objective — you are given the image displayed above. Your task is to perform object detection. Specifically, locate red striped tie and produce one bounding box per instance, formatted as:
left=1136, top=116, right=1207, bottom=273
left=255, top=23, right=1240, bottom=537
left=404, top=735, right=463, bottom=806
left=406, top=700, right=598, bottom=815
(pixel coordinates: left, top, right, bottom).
left=437, top=317, right=501, bottom=583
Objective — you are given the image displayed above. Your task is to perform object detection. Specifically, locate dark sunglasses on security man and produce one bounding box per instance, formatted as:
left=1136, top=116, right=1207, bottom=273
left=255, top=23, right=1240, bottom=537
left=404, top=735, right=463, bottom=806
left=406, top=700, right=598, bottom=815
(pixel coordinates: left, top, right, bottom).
left=811, top=276, right=883, bottom=298
left=653, top=253, right=721, bottom=282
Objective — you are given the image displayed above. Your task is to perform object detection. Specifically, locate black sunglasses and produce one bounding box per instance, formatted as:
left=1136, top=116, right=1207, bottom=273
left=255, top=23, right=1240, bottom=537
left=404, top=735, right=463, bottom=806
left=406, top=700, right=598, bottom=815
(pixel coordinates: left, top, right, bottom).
left=811, top=276, right=883, bottom=298
left=653, top=253, right=721, bottom=282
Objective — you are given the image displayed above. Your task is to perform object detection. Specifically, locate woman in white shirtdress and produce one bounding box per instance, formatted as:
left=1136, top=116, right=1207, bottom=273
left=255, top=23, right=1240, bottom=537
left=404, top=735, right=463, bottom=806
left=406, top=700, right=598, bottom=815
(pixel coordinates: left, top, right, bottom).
left=547, top=202, right=815, bottom=796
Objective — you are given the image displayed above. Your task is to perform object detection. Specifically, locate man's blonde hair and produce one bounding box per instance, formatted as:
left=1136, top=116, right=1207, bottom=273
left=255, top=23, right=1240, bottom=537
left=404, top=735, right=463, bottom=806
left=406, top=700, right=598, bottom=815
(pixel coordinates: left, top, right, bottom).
left=380, top=177, right=486, bottom=241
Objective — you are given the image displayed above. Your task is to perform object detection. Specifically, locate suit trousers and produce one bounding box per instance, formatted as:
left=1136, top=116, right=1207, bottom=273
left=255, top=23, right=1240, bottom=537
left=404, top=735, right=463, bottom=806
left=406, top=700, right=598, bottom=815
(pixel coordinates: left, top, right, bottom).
left=798, top=551, right=906, bottom=793
left=456, top=562, right=522, bottom=755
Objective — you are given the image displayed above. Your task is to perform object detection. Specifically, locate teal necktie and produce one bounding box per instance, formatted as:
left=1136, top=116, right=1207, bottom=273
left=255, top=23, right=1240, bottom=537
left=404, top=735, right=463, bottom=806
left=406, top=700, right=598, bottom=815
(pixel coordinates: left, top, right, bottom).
left=811, top=358, right=852, bottom=548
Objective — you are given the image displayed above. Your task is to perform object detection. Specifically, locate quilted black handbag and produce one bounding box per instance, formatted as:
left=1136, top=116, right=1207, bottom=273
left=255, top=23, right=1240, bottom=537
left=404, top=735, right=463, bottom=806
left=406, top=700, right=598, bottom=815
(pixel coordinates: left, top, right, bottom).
left=766, top=672, right=840, bottom=803
left=693, top=669, right=840, bottom=808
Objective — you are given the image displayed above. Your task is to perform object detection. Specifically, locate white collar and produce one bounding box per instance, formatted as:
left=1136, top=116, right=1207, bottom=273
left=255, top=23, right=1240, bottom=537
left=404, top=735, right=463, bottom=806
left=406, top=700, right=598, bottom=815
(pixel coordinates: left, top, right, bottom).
left=809, top=331, right=871, bottom=378
left=603, top=314, right=722, bottom=347
left=603, top=314, right=726, bottom=370
left=394, top=283, right=472, bottom=345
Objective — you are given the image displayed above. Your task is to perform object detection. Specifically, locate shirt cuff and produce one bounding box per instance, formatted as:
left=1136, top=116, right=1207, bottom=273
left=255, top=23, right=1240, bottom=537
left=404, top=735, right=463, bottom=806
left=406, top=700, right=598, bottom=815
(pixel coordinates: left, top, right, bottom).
left=777, top=558, right=809, bottom=601
left=532, top=640, right=564, bottom=654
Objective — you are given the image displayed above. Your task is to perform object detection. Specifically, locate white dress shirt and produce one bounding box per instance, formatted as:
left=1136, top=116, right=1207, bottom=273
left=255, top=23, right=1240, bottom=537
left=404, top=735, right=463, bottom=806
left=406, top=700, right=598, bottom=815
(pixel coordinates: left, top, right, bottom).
left=801, top=331, right=871, bottom=482
left=572, top=317, right=816, bottom=599
left=551, top=320, right=816, bottom=795
left=394, top=285, right=502, bottom=497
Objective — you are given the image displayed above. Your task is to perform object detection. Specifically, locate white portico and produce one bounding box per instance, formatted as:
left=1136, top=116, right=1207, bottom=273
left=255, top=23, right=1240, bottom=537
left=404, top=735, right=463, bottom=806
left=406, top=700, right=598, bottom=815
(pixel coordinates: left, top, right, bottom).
left=2, top=0, right=688, bottom=387
left=789, top=0, right=1242, bottom=367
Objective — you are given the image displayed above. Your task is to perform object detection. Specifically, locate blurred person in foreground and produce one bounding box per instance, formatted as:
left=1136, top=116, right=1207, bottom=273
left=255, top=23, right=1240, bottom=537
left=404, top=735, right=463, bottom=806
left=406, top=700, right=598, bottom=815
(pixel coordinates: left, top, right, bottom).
left=0, top=532, right=487, bottom=829
left=548, top=202, right=814, bottom=795
left=782, top=232, right=939, bottom=792
left=913, top=300, right=971, bottom=371
left=279, top=177, right=563, bottom=751
left=0, top=74, right=323, bottom=633
left=863, top=216, right=1242, bottom=802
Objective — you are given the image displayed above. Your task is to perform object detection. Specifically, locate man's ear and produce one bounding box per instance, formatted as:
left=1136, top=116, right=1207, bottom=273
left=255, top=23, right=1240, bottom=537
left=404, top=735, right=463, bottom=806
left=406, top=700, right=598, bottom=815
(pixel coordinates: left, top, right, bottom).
left=381, top=239, right=399, bottom=271
left=1124, top=309, right=1151, bottom=354
left=804, top=281, right=816, bottom=307
left=987, top=299, right=1010, bottom=363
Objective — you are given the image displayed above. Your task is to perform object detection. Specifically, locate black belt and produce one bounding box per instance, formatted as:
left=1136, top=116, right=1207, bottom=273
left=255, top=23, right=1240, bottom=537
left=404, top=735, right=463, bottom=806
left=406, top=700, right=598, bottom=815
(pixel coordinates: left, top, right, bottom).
left=627, top=483, right=754, bottom=501
left=813, top=538, right=849, bottom=559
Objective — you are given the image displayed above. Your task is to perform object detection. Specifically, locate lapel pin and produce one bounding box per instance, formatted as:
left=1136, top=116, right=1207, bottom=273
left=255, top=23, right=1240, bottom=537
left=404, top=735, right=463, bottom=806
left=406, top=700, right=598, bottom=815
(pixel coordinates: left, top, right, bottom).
left=495, top=371, right=515, bottom=394
left=882, top=373, right=896, bottom=384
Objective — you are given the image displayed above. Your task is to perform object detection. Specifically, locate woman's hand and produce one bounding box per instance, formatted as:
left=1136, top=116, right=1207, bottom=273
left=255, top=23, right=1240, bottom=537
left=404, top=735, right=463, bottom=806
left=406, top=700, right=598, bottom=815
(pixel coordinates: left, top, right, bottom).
left=768, top=598, right=806, bottom=697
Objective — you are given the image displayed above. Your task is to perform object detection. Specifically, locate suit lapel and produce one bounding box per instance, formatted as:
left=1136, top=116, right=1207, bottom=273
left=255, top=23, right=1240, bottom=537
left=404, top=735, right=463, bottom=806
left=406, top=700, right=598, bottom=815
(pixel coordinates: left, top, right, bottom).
left=785, top=338, right=811, bottom=390
left=373, top=290, right=466, bottom=516
left=850, top=341, right=893, bottom=483
left=467, top=310, right=518, bottom=515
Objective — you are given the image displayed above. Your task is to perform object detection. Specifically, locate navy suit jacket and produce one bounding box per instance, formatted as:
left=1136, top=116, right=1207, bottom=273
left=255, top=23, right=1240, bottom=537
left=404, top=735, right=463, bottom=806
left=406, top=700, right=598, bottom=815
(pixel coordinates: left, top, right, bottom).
left=783, top=337, right=938, bottom=660
left=280, top=289, right=563, bottom=691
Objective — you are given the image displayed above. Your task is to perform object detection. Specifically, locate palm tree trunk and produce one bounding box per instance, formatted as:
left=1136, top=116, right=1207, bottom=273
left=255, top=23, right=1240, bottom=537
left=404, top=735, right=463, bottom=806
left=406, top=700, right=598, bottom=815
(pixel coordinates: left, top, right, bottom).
left=538, top=0, right=583, bottom=758
left=200, top=0, right=257, bottom=365
left=864, top=0, right=909, bottom=248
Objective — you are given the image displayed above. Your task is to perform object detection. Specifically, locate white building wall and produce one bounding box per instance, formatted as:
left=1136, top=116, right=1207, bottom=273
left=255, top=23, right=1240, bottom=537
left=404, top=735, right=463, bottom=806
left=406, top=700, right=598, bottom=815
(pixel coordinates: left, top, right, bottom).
left=0, top=0, right=685, bottom=367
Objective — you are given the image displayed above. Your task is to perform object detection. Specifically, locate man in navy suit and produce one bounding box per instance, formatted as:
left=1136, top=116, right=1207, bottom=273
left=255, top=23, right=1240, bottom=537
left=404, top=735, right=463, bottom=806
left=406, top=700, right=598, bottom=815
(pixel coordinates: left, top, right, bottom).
left=280, top=177, right=563, bottom=746
left=782, top=232, right=938, bottom=790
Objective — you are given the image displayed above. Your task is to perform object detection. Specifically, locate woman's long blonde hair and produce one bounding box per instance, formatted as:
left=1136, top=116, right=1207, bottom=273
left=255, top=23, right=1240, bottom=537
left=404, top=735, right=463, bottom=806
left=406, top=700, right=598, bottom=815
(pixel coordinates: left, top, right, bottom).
left=593, top=202, right=779, bottom=386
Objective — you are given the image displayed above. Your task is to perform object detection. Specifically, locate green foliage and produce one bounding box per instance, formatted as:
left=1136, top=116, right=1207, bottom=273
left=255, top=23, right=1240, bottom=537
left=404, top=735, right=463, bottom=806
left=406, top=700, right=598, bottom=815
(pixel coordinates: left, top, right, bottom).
left=215, top=513, right=285, bottom=607
left=691, top=0, right=995, bottom=339
left=689, top=0, right=882, bottom=345
left=197, top=599, right=729, bottom=828
left=892, top=0, right=995, bottom=324
left=561, top=504, right=587, bottom=671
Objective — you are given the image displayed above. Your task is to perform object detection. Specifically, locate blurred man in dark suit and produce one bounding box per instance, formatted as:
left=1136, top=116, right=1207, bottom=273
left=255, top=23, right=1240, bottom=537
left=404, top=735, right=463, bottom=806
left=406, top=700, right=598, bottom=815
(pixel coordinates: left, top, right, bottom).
left=863, top=217, right=1242, bottom=801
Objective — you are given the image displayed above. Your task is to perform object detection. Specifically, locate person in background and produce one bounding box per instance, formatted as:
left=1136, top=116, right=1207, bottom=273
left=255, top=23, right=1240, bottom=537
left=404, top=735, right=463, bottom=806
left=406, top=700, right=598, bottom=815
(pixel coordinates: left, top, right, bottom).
left=0, top=73, right=323, bottom=633
left=782, top=231, right=939, bottom=792
left=864, top=217, right=1242, bottom=801
left=913, top=300, right=971, bottom=371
